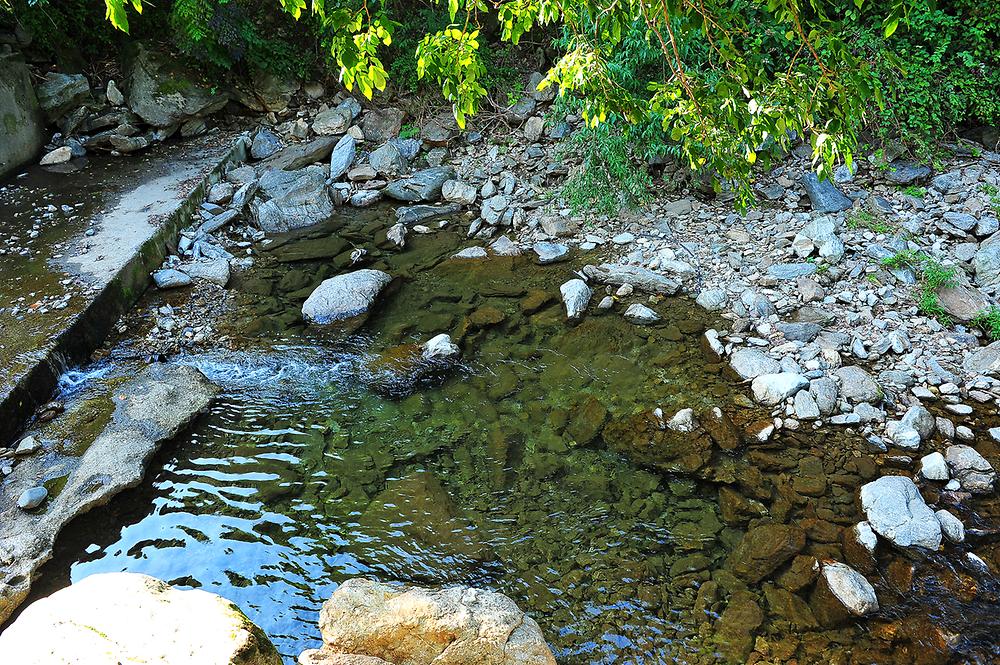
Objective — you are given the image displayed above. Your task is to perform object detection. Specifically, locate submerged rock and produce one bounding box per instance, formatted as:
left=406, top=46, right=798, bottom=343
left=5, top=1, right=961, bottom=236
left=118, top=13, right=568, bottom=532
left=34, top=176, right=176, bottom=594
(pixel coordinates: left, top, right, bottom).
left=532, top=242, right=569, bottom=264
left=727, top=523, right=806, bottom=583
left=310, top=578, right=555, bottom=665
left=302, top=269, right=393, bottom=324
left=366, top=335, right=462, bottom=398
left=859, top=475, right=941, bottom=550
left=603, top=411, right=713, bottom=474
left=0, top=573, right=280, bottom=664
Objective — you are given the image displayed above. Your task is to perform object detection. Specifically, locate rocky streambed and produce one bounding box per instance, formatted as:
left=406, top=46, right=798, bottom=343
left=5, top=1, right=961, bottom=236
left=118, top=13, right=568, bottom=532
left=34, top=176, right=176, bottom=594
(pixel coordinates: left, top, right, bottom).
left=2, top=76, right=1000, bottom=662
left=0, top=187, right=994, bottom=664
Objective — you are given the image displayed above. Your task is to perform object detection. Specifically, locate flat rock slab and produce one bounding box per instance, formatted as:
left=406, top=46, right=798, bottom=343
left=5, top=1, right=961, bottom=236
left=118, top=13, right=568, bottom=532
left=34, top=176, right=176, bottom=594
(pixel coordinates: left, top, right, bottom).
left=0, top=364, right=218, bottom=624
left=0, top=134, right=243, bottom=445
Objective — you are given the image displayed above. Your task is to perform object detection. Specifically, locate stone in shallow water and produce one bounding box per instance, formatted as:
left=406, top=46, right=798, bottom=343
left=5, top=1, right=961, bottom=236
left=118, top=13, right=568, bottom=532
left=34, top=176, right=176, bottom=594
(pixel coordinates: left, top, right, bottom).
left=623, top=303, right=660, bottom=324
left=810, top=562, right=879, bottom=627
left=532, top=242, right=569, bottom=264
left=559, top=279, right=592, bottom=320
left=302, top=269, right=393, bottom=324
left=383, top=166, right=455, bottom=202
left=945, top=444, right=996, bottom=493
left=453, top=246, right=488, bottom=259
left=0, top=573, right=280, bottom=665
left=919, top=452, right=949, bottom=480
left=751, top=373, right=808, bottom=406
left=727, top=523, right=806, bottom=583
left=860, top=475, right=941, bottom=550
left=936, top=509, right=965, bottom=543
left=581, top=263, right=680, bottom=295
left=17, top=486, right=47, bottom=510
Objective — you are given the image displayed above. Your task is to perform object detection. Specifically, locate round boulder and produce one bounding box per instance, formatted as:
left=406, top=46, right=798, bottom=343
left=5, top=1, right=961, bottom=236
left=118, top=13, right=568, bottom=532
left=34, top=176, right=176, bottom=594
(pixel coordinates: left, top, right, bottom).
left=0, top=573, right=280, bottom=665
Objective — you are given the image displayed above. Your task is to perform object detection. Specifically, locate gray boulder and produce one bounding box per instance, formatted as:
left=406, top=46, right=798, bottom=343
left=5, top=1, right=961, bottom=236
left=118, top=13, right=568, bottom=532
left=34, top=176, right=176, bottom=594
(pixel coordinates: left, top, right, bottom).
left=974, top=232, right=1000, bottom=287
left=0, top=55, right=45, bottom=179
left=801, top=173, right=852, bottom=213
left=384, top=167, right=455, bottom=202
left=396, top=203, right=461, bottom=225
left=835, top=366, right=882, bottom=404
left=369, top=141, right=407, bottom=177
left=361, top=108, right=404, bottom=143
left=302, top=269, right=393, bottom=324
left=313, top=106, right=352, bottom=135
left=125, top=43, right=228, bottom=127
left=252, top=165, right=332, bottom=233
left=859, top=475, right=941, bottom=550
left=251, top=128, right=282, bottom=160
left=153, top=268, right=192, bottom=289
left=624, top=304, right=661, bottom=324
left=36, top=72, right=90, bottom=122
left=532, top=242, right=569, bottom=264
left=730, top=348, right=781, bottom=380
left=183, top=259, right=230, bottom=287
left=946, top=445, right=996, bottom=493
left=328, top=134, right=357, bottom=182
left=261, top=136, right=337, bottom=171
left=963, top=340, right=1000, bottom=375
left=885, top=162, right=930, bottom=185
left=442, top=180, right=478, bottom=205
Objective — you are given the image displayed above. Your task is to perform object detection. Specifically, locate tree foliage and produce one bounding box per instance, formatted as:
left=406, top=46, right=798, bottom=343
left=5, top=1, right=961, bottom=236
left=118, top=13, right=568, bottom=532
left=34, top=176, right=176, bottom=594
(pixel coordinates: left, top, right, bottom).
left=6, top=0, right=997, bottom=205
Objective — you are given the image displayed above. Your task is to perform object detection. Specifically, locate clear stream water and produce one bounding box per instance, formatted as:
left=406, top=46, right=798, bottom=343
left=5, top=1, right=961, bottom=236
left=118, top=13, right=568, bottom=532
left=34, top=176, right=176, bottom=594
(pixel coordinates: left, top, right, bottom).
left=31, top=209, right=1000, bottom=664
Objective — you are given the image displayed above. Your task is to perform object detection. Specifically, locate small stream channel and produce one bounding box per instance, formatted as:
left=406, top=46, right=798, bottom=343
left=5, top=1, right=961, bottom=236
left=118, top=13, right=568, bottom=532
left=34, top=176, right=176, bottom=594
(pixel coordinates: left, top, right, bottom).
left=26, top=208, right=1000, bottom=663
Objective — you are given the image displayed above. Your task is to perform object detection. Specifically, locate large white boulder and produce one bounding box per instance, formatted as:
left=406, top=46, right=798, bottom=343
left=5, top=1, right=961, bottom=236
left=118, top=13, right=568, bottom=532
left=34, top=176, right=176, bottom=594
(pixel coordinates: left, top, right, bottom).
left=302, top=270, right=393, bottom=324
left=560, top=279, right=592, bottom=320
left=0, top=573, right=280, bottom=665
left=751, top=372, right=809, bottom=406
left=859, top=475, right=941, bottom=550
left=310, top=578, right=556, bottom=665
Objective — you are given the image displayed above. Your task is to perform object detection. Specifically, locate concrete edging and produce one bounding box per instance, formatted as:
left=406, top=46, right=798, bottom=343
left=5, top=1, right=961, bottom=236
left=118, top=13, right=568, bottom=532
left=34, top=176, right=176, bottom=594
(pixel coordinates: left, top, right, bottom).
left=0, top=136, right=249, bottom=445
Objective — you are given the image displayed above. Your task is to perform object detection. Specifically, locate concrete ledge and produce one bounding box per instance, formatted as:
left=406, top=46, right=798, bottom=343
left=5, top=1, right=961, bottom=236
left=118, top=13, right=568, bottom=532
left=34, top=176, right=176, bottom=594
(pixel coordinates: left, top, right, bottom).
left=0, top=135, right=248, bottom=445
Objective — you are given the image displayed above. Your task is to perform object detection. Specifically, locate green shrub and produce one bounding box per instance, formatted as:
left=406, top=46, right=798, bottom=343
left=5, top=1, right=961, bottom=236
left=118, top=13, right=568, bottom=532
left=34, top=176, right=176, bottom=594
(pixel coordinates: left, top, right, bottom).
left=974, top=306, right=1000, bottom=341
left=881, top=250, right=958, bottom=323
left=561, top=122, right=653, bottom=217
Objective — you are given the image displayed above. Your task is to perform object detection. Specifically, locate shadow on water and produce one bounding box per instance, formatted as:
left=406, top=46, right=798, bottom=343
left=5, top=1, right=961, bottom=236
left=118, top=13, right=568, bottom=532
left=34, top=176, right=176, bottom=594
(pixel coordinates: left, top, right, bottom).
left=30, top=209, right=1000, bottom=664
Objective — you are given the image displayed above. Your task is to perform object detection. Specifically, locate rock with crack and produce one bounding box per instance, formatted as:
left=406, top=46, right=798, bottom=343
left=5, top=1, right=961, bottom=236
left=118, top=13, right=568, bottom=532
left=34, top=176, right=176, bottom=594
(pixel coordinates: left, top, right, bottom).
left=0, top=365, right=217, bottom=624
left=302, top=269, right=393, bottom=324
left=309, top=578, right=556, bottom=665
left=0, top=573, right=279, bottom=665
left=946, top=445, right=996, bottom=493
left=859, top=475, right=941, bottom=550
left=252, top=166, right=333, bottom=233
left=582, top=263, right=681, bottom=295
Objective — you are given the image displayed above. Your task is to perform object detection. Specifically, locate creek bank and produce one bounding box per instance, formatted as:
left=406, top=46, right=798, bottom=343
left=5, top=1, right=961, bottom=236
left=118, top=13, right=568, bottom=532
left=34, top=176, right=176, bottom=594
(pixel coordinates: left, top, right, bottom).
left=0, top=364, right=217, bottom=624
